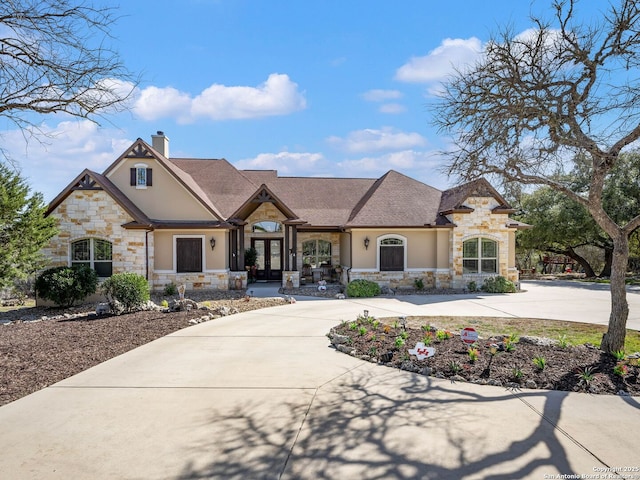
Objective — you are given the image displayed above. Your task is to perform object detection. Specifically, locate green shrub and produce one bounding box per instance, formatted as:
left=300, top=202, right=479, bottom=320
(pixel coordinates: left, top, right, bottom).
left=163, top=282, right=178, bottom=296
left=414, top=278, right=424, bottom=290
left=481, top=276, right=517, bottom=293
left=35, top=265, right=98, bottom=308
left=346, top=279, right=381, bottom=298
left=101, top=272, right=150, bottom=314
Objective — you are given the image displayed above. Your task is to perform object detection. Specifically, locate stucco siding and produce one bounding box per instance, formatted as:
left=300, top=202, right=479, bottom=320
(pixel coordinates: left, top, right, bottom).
left=106, top=158, right=213, bottom=221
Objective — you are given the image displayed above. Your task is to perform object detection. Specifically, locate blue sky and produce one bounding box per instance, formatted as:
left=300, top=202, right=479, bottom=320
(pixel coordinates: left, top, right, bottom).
left=2, top=0, right=608, bottom=202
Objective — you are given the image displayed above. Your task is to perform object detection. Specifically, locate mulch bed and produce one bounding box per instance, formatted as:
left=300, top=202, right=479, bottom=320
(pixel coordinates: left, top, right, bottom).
left=329, top=319, right=640, bottom=396
left=0, top=296, right=285, bottom=406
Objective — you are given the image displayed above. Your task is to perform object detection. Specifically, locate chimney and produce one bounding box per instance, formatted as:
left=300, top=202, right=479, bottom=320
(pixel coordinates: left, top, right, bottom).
left=151, top=131, right=169, bottom=158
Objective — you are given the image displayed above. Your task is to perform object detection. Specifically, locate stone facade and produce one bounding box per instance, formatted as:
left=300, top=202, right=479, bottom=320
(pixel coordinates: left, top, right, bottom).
left=349, top=269, right=452, bottom=289
left=449, top=197, right=518, bottom=289
left=43, top=190, right=148, bottom=278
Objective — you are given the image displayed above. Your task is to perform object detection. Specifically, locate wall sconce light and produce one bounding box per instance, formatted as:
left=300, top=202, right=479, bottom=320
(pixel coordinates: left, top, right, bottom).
left=364, top=237, right=370, bottom=250
left=209, top=237, right=216, bottom=250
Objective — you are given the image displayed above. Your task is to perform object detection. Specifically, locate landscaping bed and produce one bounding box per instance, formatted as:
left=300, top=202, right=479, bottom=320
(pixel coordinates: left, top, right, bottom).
left=0, top=294, right=286, bottom=406
left=328, top=316, right=640, bottom=396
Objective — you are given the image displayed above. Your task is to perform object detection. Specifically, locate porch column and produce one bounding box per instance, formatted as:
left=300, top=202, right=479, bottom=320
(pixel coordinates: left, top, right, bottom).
left=230, top=229, right=238, bottom=271
left=284, top=224, right=290, bottom=271
left=291, top=225, right=298, bottom=270
left=238, top=224, right=245, bottom=270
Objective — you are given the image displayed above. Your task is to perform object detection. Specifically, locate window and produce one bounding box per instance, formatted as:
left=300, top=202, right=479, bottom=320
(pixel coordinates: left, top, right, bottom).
left=71, top=238, right=113, bottom=277
left=176, top=237, right=203, bottom=273
left=130, top=164, right=153, bottom=188
left=463, top=238, right=498, bottom=274
left=302, top=239, right=331, bottom=267
left=252, top=221, right=282, bottom=233
left=380, top=237, right=404, bottom=271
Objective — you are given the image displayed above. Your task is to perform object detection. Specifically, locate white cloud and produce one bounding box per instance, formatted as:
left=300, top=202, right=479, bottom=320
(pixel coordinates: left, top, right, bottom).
left=337, top=150, right=451, bottom=189
left=133, top=73, right=307, bottom=123
left=134, top=86, right=192, bottom=122
left=234, top=151, right=324, bottom=176
left=378, top=103, right=406, bottom=114
left=361, top=89, right=403, bottom=102
left=395, top=37, right=483, bottom=83
left=0, top=120, right=131, bottom=202
left=327, top=127, right=427, bottom=153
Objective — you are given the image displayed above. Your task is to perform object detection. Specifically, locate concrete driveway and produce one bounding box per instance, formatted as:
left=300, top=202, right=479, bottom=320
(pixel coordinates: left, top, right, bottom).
left=0, top=280, right=638, bottom=479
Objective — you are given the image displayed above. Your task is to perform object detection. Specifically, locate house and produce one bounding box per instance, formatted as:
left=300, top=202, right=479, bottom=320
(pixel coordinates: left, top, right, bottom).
left=42, top=132, right=527, bottom=294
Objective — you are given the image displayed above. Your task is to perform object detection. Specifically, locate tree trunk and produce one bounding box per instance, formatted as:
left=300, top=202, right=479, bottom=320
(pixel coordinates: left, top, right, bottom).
left=600, top=234, right=629, bottom=354
left=564, top=246, right=597, bottom=278
left=599, top=247, right=613, bottom=277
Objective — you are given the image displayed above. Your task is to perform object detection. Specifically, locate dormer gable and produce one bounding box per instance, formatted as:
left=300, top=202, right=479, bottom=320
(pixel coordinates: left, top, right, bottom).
left=439, top=178, right=514, bottom=215
left=228, top=184, right=302, bottom=224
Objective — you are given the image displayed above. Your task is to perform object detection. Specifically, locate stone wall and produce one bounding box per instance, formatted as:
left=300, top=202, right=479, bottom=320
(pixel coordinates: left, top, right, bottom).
left=349, top=269, right=452, bottom=289
left=151, top=271, right=231, bottom=292
left=43, top=190, right=148, bottom=278
left=449, top=197, right=519, bottom=289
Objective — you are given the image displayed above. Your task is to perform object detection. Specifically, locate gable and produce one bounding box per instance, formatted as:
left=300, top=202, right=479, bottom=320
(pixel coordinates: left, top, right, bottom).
left=346, top=171, right=443, bottom=227
left=103, top=140, right=223, bottom=221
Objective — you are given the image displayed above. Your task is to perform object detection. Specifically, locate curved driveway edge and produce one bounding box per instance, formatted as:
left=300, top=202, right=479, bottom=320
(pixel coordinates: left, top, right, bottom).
left=0, top=281, right=638, bottom=479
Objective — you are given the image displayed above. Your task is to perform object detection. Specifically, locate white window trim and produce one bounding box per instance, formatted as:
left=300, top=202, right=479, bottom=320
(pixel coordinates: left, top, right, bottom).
left=462, top=236, right=499, bottom=274
left=135, top=163, right=148, bottom=190
left=173, top=235, right=206, bottom=273
left=376, top=234, right=407, bottom=271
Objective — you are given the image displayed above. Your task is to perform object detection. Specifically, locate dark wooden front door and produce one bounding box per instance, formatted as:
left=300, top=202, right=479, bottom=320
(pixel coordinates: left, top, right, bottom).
left=252, top=238, right=282, bottom=281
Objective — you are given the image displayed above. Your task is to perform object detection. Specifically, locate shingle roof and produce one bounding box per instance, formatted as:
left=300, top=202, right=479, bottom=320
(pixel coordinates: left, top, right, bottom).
left=169, top=158, right=259, bottom=219
left=48, top=139, right=519, bottom=230
left=346, top=171, right=443, bottom=227
left=438, top=178, right=512, bottom=213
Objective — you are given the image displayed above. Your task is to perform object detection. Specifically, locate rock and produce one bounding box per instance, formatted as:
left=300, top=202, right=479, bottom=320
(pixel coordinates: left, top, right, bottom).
left=435, top=372, right=445, bottom=379
left=337, top=344, right=355, bottom=355
left=188, top=318, right=199, bottom=325
left=335, top=293, right=346, bottom=299
left=96, top=303, right=110, bottom=315
left=487, top=379, right=502, bottom=386
left=450, top=374, right=466, bottom=382
left=169, top=299, right=198, bottom=312
left=525, top=379, right=538, bottom=389
left=422, top=366, right=432, bottom=376
left=506, top=382, right=521, bottom=389
left=329, top=334, right=350, bottom=345
left=618, top=390, right=631, bottom=396
left=518, top=336, right=558, bottom=347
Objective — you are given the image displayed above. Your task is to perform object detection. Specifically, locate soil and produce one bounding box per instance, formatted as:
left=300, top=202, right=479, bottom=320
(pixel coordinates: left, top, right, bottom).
left=329, top=318, right=640, bottom=396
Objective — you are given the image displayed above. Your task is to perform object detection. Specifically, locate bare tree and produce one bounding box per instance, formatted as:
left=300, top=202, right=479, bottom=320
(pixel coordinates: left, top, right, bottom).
left=0, top=1, right=136, bottom=139
left=433, top=0, right=640, bottom=353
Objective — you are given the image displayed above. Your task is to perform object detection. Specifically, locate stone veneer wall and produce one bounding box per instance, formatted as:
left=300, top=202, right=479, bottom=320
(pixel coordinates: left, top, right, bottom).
left=43, top=190, right=148, bottom=278
left=450, top=196, right=519, bottom=289
left=348, top=269, right=452, bottom=289
left=151, top=271, right=231, bottom=291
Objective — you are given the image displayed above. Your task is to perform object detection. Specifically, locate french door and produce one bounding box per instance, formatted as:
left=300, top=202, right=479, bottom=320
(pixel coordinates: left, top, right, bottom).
left=252, top=238, right=283, bottom=281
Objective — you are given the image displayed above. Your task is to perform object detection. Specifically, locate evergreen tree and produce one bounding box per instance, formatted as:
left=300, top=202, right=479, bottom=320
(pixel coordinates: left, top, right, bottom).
left=0, top=164, right=58, bottom=289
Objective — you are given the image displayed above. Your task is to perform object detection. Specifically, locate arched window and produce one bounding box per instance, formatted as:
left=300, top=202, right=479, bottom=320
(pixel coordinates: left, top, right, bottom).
left=380, top=236, right=405, bottom=271
left=252, top=221, right=282, bottom=233
left=71, top=238, right=113, bottom=277
left=463, top=238, right=498, bottom=274
left=302, top=239, right=331, bottom=267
